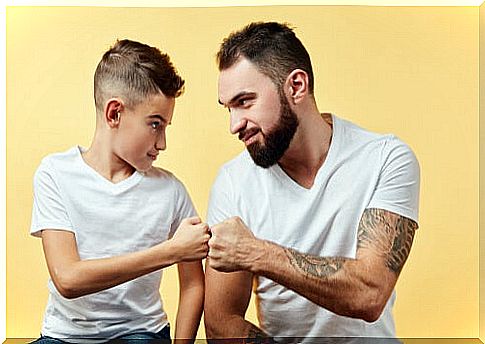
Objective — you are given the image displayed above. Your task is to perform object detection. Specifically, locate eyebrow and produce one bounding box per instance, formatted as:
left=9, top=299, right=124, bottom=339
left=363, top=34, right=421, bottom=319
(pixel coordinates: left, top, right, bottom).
left=148, top=114, right=171, bottom=125
left=218, top=91, right=256, bottom=107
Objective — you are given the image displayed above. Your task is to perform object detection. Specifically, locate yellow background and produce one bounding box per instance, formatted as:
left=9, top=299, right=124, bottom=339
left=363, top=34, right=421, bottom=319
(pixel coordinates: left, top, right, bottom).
left=480, top=1, right=484, bottom=342
left=6, top=5, right=479, bottom=339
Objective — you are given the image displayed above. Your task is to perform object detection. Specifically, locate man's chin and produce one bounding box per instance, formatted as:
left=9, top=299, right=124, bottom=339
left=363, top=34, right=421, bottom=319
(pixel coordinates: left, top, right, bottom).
left=247, top=146, right=279, bottom=169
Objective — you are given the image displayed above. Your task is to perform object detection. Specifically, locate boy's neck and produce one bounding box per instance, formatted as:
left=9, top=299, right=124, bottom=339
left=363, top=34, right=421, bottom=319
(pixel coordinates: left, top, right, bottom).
left=82, top=134, right=136, bottom=184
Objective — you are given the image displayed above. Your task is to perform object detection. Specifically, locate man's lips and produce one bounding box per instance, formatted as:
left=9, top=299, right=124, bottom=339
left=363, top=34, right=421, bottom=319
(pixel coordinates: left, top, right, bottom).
left=239, top=128, right=260, bottom=145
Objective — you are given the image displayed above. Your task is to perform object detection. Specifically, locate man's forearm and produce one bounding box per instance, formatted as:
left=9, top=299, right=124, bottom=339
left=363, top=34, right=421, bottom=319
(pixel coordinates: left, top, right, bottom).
left=206, top=314, right=268, bottom=341
left=247, top=209, right=417, bottom=321
left=250, top=240, right=390, bottom=322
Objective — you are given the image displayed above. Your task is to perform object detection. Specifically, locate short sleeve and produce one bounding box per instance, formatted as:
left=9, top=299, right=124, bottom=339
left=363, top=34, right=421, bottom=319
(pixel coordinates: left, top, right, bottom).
left=169, top=177, right=197, bottom=238
left=366, top=138, right=420, bottom=224
left=30, top=160, right=75, bottom=238
left=206, top=167, right=236, bottom=227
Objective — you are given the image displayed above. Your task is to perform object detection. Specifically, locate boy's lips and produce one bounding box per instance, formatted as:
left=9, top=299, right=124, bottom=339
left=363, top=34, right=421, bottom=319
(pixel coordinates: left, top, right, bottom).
left=147, top=153, right=158, bottom=160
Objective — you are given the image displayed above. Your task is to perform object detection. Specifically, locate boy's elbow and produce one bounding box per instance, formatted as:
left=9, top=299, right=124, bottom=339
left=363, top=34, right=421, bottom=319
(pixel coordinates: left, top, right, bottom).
left=53, top=270, right=82, bottom=299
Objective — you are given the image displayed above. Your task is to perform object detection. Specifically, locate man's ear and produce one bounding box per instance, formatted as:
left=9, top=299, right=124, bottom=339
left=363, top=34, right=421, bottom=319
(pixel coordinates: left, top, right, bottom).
left=104, top=98, right=124, bottom=128
left=285, top=69, right=309, bottom=105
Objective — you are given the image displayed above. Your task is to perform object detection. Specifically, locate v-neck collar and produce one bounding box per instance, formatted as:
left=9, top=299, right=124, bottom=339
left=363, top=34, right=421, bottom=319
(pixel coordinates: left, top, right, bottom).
left=269, top=114, right=339, bottom=193
left=76, top=146, right=144, bottom=193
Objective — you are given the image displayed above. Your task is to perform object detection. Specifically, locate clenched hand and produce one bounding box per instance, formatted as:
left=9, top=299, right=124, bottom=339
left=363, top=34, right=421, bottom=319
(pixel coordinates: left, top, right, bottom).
left=171, top=216, right=210, bottom=262
left=208, top=216, right=263, bottom=273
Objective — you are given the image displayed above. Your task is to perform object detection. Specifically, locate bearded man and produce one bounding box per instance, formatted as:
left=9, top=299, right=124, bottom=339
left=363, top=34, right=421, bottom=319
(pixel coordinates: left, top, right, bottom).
left=204, top=22, right=420, bottom=343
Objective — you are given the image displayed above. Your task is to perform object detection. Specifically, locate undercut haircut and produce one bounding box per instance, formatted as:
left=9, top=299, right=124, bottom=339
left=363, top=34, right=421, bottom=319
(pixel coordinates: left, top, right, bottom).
left=216, top=22, right=314, bottom=94
left=94, top=39, right=185, bottom=113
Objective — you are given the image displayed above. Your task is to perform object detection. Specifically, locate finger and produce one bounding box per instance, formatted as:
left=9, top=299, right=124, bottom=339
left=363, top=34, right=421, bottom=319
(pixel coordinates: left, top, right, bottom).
left=196, top=223, right=210, bottom=232
left=183, top=216, right=201, bottom=225
left=208, top=237, right=216, bottom=248
left=210, top=224, right=221, bottom=236
left=208, top=249, right=218, bottom=260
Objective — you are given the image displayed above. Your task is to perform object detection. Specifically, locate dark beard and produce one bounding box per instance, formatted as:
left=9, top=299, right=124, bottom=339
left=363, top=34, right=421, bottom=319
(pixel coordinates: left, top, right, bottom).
left=247, top=93, right=299, bottom=168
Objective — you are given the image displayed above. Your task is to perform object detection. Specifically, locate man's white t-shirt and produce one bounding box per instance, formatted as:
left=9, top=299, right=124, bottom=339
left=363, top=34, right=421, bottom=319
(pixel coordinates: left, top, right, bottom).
left=207, top=114, right=420, bottom=339
left=30, top=146, right=196, bottom=341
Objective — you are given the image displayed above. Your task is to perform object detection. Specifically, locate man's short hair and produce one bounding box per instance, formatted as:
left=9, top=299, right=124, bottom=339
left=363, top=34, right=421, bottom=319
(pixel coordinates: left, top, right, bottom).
left=94, top=39, right=185, bottom=112
left=216, top=22, right=314, bottom=94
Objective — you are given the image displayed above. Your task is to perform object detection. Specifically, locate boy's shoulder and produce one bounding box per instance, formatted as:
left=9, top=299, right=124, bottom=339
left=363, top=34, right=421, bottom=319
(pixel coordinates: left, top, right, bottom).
left=37, top=146, right=80, bottom=172
left=145, top=165, right=173, bottom=179
left=144, top=166, right=187, bottom=191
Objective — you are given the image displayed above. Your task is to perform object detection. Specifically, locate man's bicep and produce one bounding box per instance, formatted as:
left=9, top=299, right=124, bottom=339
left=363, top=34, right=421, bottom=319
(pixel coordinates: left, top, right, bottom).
left=357, top=208, right=418, bottom=275
left=204, top=263, right=253, bottom=318
left=207, top=168, right=237, bottom=227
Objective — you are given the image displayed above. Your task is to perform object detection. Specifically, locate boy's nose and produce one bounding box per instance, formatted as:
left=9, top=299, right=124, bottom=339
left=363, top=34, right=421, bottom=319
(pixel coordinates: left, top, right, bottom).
left=155, top=133, right=166, bottom=151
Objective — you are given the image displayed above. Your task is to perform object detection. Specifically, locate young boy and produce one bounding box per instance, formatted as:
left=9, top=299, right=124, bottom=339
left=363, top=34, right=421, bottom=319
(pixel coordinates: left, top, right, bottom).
left=30, top=39, right=209, bottom=342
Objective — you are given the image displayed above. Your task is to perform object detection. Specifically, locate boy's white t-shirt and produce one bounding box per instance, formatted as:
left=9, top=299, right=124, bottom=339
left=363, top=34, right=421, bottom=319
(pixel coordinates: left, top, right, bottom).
left=207, top=114, right=420, bottom=340
left=30, top=146, right=196, bottom=341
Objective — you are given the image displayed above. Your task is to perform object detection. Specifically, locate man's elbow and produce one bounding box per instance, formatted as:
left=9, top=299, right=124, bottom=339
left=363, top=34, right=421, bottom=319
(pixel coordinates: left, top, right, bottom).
left=204, top=306, right=235, bottom=338
left=204, top=310, right=221, bottom=338
left=360, top=305, right=384, bottom=323
left=357, top=290, right=388, bottom=323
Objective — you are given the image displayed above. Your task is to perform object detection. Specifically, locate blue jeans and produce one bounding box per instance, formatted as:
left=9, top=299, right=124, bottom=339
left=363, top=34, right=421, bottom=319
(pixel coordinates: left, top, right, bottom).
left=30, top=324, right=171, bottom=344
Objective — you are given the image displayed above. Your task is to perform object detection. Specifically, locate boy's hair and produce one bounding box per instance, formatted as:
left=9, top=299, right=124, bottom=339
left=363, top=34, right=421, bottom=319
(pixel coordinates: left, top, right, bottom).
left=94, top=39, right=185, bottom=113
left=216, top=22, right=314, bottom=94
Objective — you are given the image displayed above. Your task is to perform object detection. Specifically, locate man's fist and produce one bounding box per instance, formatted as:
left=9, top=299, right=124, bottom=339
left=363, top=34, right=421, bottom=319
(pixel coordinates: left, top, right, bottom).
left=208, top=216, right=261, bottom=272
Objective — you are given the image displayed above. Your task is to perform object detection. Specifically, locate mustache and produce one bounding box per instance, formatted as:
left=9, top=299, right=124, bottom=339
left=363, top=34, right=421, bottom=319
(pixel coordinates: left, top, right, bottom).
left=238, top=127, right=261, bottom=142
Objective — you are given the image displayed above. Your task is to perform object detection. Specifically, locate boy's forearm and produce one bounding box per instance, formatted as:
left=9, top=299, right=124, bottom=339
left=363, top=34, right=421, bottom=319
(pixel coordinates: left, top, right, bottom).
left=54, top=240, right=178, bottom=299
left=175, top=283, right=204, bottom=340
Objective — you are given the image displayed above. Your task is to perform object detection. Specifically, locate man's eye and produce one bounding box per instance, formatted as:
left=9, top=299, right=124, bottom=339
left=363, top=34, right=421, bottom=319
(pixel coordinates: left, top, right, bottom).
left=151, top=122, right=161, bottom=129
left=239, top=99, right=248, bottom=106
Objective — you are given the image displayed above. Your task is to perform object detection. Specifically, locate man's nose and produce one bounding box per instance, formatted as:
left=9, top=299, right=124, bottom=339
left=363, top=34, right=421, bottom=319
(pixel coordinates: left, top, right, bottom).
left=230, top=110, right=247, bottom=135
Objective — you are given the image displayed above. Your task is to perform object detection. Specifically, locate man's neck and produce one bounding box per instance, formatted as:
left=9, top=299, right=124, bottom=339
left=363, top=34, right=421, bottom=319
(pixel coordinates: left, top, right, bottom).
left=278, top=112, right=333, bottom=189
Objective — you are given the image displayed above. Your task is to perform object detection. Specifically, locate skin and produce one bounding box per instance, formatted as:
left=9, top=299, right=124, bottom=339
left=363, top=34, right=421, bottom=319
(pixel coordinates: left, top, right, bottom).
left=41, top=92, right=208, bottom=340
left=204, top=57, right=418, bottom=339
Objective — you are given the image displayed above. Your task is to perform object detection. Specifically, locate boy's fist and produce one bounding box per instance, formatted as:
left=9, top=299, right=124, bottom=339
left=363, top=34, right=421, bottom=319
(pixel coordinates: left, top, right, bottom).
left=171, top=216, right=210, bottom=262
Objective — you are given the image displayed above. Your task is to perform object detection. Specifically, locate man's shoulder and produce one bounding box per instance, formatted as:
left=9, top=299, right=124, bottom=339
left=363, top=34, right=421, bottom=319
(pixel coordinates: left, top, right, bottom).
left=336, top=116, right=388, bottom=141
left=218, top=150, right=258, bottom=178
left=336, top=115, right=413, bottom=154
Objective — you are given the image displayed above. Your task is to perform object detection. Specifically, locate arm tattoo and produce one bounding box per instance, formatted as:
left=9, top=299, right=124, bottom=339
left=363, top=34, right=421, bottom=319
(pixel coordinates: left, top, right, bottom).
left=357, top=208, right=418, bottom=274
left=283, top=209, right=416, bottom=280
left=245, top=323, right=272, bottom=344
left=284, top=247, right=346, bottom=279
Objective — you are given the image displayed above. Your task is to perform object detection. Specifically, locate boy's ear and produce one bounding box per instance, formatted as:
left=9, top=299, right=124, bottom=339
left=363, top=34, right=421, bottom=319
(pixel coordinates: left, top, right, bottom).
left=104, top=98, right=124, bottom=128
